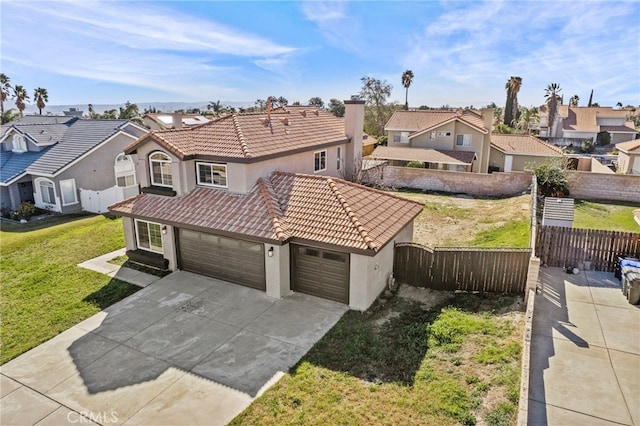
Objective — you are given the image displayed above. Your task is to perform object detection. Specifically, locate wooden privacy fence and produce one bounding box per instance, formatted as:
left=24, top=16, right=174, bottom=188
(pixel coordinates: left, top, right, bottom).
left=394, top=243, right=532, bottom=293
left=536, top=226, right=640, bottom=272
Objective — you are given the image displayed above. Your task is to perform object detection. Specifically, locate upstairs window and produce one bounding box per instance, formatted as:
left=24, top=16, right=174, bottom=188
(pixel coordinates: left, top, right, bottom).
left=393, top=132, right=410, bottom=143
left=197, top=162, right=227, bottom=187
left=314, top=150, right=327, bottom=172
left=456, top=134, right=472, bottom=146
left=12, top=134, right=27, bottom=153
left=115, top=153, right=136, bottom=187
left=337, top=147, right=342, bottom=170
left=149, top=152, right=172, bottom=187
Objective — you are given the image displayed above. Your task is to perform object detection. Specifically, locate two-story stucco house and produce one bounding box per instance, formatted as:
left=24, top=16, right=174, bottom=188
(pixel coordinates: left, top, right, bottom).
left=0, top=116, right=148, bottom=214
left=615, top=139, right=640, bottom=174
left=109, top=100, right=422, bottom=311
left=371, top=109, right=493, bottom=173
left=539, top=105, right=638, bottom=145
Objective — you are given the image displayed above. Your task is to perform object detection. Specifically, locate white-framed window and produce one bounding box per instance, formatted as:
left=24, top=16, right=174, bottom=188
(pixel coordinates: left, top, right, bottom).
left=115, top=153, right=136, bottom=187
left=59, top=179, right=78, bottom=206
left=393, top=132, right=410, bottom=143
left=337, top=147, right=342, bottom=170
left=456, top=134, right=472, bottom=146
left=314, top=150, right=327, bottom=172
left=37, top=178, right=56, bottom=204
left=428, top=131, right=436, bottom=140
left=149, top=151, right=172, bottom=187
left=196, top=162, right=227, bottom=187
left=135, top=219, right=163, bottom=253
left=12, top=134, right=27, bottom=153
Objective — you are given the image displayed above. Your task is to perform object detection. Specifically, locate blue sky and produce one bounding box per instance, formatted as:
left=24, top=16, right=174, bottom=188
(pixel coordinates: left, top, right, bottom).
left=1, top=0, right=639, bottom=110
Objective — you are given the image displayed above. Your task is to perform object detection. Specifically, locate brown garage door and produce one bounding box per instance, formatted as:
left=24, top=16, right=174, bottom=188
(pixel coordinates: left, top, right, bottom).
left=178, top=229, right=265, bottom=290
left=292, top=245, right=349, bottom=304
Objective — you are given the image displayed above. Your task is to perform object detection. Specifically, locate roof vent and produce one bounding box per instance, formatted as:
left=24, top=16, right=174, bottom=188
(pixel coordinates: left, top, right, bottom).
left=279, top=117, right=289, bottom=126
left=300, top=110, right=307, bottom=117
left=312, top=110, right=319, bottom=116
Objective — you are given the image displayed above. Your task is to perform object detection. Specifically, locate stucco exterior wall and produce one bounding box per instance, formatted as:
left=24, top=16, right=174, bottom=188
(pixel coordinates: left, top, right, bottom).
left=410, top=122, right=457, bottom=150
left=265, top=243, right=291, bottom=299
left=617, top=152, right=631, bottom=173
left=490, top=149, right=561, bottom=172
left=567, top=172, right=640, bottom=202
left=122, top=217, right=137, bottom=251
left=133, top=141, right=183, bottom=194
left=367, top=165, right=532, bottom=196
left=611, top=133, right=636, bottom=144
left=349, top=223, right=414, bottom=311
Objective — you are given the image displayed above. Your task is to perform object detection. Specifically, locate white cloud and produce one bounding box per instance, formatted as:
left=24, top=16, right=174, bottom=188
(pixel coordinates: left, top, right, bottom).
left=299, top=0, right=363, bottom=54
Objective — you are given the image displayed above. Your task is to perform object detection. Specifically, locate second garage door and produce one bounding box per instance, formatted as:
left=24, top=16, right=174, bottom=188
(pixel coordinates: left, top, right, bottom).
left=178, top=229, right=265, bottom=291
left=291, top=245, right=350, bottom=304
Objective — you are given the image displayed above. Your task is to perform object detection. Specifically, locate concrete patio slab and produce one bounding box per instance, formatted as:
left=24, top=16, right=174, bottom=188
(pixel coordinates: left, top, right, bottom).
left=0, top=386, right=60, bottom=426
left=77, top=248, right=162, bottom=288
left=528, top=267, right=640, bottom=426
left=1, top=271, right=347, bottom=425
left=35, top=407, right=100, bottom=426
left=0, top=375, right=22, bottom=398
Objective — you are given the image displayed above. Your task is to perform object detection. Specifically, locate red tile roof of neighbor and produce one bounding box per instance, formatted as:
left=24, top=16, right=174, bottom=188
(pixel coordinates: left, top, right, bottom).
left=616, top=139, right=640, bottom=153
left=385, top=110, right=488, bottom=134
left=126, top=106, right=347, bottom=161
left=109, top=172, right=423, bottom=252
left=490, top=134, right=564, bottom=155
left=370, top=146, right=476, bottom=165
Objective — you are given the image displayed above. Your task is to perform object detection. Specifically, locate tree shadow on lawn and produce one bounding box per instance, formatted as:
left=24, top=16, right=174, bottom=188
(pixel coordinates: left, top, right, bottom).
left=83, top=278, right=141, bottom=310
left=0, top=213, right=110, bottom=233
left=297, top=291, right=523, bottom=386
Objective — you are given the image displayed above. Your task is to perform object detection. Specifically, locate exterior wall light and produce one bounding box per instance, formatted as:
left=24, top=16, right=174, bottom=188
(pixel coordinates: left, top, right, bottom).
left=268, top=247, right=274, bottom=257
left=161, top=225, right=168, bottom=235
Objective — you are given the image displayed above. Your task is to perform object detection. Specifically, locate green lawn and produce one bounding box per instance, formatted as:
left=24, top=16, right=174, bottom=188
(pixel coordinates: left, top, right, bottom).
left=471, top=220, right=531, bottom=248
left=573, top=200, right=639, bottom=232
left=0, top=215, right=140, bottom=364
left=232, top=292, right=523, bottom=426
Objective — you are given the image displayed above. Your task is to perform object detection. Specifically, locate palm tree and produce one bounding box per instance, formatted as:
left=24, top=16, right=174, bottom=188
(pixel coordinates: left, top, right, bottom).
left=493, top=106, right=504, bottom=128
left=504, top=76, right=522, bottom=126
left=544, top=83, right=562, bottom=136
left=13, top=85, right=29, bottom=116
left=33, top=87, right=48, bottom=115
left=401, top=70, right=414, bottom=110
left=569, top=95, right=579, bottom=107
left=1, top=108, right=21, bottom=124
left=208, top=100, right=222, bottom=114
left=616, top=102, right=623, bottom=109
left=0, top=74, right=11, bottom=124
left=516, top=106, right=539, bottom=133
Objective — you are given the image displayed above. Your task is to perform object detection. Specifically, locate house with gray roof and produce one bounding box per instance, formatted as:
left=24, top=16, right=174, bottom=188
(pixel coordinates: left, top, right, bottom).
left=1, top=116, right=148, bottom=214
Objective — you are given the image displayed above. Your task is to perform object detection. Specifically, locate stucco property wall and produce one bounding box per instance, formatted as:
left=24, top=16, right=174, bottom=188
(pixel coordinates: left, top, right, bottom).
left=368, top=165, right=532, bottom=196
left=349, top=223, right=414, bottom=311
left=567, top=172, right=640, bottom=202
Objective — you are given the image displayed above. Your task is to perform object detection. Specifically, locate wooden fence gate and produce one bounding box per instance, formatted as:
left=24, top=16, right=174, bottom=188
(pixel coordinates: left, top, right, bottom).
left=536, top=226, right=640, bottom=272
left=393, top=243, right=532, bottom=293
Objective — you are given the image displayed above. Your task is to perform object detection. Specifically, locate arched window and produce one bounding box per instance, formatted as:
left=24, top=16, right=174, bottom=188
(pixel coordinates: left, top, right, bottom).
left=12, top=134, right=27, bottom=153
left=35, top=178, right=56, bottom=205
left=115, top=153, right=136, bottom=187
left=149, top=152, right=172, bottom=187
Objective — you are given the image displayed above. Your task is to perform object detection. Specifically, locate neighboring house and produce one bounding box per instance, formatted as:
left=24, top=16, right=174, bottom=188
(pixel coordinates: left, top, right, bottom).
left=615, top=139, right=640, bottom=174
left=374, top=109, right=493, bottom=173
left=539, top=106, right=638, bottom=145
left=489, top=134, right=564, bottom=172
left=0, top=116, right=148, bottom=214
left=109, top=100, right=422, bottom=311
left=362, top=133, right=377, bottom=156
left=142, top=113, right=210, bottom=131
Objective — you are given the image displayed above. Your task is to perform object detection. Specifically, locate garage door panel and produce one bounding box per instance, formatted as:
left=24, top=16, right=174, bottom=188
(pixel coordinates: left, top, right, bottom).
left=178, top=229, right=265, bottom=291
left=292, top=244, right=349, bottom=304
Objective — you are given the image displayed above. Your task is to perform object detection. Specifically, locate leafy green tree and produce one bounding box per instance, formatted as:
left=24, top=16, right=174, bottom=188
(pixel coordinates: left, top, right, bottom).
left=208, top=100, right=222, bottom=114
left=544, top=83, right=562, bottom=135
left=308, top=97, right=324, bottom=108
left=327, top=98, right=345, bottom=117
left=359, top=76, right=393, bottom=136
left=0, top=74, right=11, bottom=124
left=581, top=138, right=595, bottom=153
left=504, top=76, right=522, bottom=126
left=407, top=160, right=424, bottom=168
left=596, top=131, right=611, bottom=146
left=516, top=106, right=539, bottom=133
left=13, top=85, right=29, bottom=116
left=401, top=70, right=414, bottom=110
left=532, top=159, right=569, bottom=197
left=569, top=95, right=579, bottom=107
left=33, top=87, right=48, bottom=115
left=1, top=108, right=21, bottom=124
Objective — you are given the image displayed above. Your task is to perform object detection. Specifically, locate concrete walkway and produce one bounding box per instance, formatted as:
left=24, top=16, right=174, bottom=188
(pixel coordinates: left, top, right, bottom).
left=77, top=248, right=161, bottom=288
left=0, top=271, right=347, bottom=425
left=528, top=267, right=640, bottom=425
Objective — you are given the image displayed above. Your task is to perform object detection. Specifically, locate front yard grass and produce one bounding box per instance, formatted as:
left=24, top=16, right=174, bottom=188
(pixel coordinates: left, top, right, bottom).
left=0, top=214, right=140, bottom=364
left=573, top=200, right=639, bottom=232
left=232, top=289, right=524, bottom=426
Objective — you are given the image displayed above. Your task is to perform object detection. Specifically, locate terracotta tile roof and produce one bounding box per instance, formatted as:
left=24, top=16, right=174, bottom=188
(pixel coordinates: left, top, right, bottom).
left=599, top=125, right=637, bottom=133
left=109, top=172, right=423, bottom=252
left=371, top=146, right=476, bottom=165
left=560, top=107, right=633, bottom=133
left=616, top=139, right=640, bottom=153
left=385, top=110, right=488, bottom=134
left=126, top=107, right=347, bottom=161
left=491, top=134, right=563, bottom=155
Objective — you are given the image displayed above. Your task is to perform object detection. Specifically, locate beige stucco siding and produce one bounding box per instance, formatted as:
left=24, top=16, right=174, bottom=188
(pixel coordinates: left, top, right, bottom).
left=265, top=243, right=291, bottom=299
left=409, top=122, right=456, bottom=150
left=133, top=141, right=183, bottom=194
left=611, top=133, right=636, bottom=144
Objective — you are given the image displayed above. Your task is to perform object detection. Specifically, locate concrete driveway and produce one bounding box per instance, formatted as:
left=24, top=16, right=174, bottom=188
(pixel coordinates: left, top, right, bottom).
left=1, top=271, right=347, bottom=425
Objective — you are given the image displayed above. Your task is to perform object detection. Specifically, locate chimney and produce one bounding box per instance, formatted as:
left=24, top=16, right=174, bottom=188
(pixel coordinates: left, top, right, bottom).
left=344, top=96, right=365, bottom=170
left=171, top=113, right=182, bottom=129
left=480, top=107, right=494, bottom=132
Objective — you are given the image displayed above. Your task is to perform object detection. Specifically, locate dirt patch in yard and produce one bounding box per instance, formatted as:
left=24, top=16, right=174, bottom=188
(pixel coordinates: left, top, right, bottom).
left=394, top=191, right=531, bottom=247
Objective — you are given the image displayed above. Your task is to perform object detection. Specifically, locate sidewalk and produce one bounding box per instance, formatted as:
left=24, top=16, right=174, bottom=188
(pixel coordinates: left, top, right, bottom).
left=528, top=267, right=640, bottom=425
left=78, top=248, right=162, bottom=288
